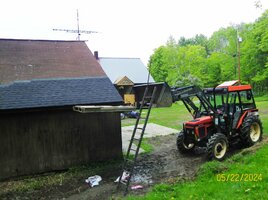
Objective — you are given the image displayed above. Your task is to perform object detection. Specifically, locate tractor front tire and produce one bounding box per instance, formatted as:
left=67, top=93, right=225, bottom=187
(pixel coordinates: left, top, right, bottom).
left=176, top=131, right=195, bottom=154
left=240, top=115, right=263, bottom=147
left=207, top=133, right=228, bottom=161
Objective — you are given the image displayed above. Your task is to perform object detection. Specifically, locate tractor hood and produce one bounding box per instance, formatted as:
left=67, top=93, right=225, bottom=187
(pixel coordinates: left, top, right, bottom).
left=185, top=116, right=213, bottom=127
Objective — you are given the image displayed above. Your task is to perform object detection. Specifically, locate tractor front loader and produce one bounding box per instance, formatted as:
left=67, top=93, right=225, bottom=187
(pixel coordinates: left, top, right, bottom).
left=133, top=80, right=263, bottom=161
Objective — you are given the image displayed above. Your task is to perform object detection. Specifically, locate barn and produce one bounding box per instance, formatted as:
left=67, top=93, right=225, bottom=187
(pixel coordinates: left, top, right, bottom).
left=0, top=39, right=123, bottom=180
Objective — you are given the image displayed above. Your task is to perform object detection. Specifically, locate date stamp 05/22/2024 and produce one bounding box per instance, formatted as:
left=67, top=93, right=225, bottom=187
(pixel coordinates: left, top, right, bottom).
left=216, top=174, right=263, bottom=182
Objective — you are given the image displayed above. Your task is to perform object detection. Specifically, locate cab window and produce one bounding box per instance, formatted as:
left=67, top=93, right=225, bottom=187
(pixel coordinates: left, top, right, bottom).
left=239, top=90, right=255, bottom=110
left=228, top=92, right=240, bottom=114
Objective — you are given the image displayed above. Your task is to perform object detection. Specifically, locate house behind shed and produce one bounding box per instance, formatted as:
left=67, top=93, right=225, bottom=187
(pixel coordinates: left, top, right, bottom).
left=98, top=57, right=155, bottom=84
left=0, top=39, right=123, bottom=180
left=97, top=56, right=155, bottom=105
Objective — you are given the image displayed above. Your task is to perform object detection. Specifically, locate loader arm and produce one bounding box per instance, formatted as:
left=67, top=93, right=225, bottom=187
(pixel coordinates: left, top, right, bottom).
left=171, top=85, right=216, bottom=118
left=131, top=83, right=215, bottom=118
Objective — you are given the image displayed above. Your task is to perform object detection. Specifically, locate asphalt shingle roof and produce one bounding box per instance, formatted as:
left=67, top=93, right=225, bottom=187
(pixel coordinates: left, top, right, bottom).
left=0, top=39, right=106, bottom=84
left=0, top=77, right=122, bottom=110
left=0, top=39, right=123, bottom=110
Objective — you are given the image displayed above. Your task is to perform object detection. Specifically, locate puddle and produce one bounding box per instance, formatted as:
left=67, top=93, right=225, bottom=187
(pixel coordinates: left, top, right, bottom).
left=131, top=166, right=154, bottom=184
left=131, top=173, right=153, bottom=184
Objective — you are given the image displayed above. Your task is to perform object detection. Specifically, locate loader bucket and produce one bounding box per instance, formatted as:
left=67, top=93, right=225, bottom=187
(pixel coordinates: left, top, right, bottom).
left=132, top=82, right=173, bottom=107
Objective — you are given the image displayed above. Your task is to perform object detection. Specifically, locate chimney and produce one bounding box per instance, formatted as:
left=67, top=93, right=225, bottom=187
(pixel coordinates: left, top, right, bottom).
left=94, top=51, right=99, bottom=60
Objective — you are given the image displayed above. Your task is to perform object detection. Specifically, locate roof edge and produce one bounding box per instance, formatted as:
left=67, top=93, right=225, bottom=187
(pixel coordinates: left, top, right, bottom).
left=99, top=57, right=141, bottom=60
left=0, top=38, right=87, bottom=43
left=0, top=76, right=109, bottom=87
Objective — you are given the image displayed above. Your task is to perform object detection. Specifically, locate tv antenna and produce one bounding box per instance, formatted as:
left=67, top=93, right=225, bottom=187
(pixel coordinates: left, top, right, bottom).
left=53, top=9, right=98, bottom=40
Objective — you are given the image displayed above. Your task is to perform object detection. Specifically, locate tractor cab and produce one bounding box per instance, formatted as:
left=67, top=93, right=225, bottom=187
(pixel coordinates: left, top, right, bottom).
left=203, top=80, right=257, bottom=135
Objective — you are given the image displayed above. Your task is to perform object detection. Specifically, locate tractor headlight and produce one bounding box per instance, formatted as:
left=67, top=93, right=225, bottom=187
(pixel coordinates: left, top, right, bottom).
left=214, top=117, right=219, bottom=125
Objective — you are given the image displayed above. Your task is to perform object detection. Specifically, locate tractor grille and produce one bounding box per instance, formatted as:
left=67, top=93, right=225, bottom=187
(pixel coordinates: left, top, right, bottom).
left=198, top=127, right=205, bottom=138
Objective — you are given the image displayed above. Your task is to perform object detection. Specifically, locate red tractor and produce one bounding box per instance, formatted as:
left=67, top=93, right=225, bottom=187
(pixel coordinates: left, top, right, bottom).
left=173, top=81, right=263, bottom=160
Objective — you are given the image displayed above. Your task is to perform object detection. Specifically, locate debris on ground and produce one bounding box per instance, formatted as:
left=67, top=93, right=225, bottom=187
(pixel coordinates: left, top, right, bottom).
left=114, top=171, right=130, bottom=183
left=131, top=185, right=144, bottom=190
left=85, top=175, right=102, bottom=187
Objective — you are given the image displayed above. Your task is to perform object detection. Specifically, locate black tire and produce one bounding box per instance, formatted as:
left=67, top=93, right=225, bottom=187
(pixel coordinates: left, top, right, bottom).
left=176, top=131, right=195, bottom=154
left=240, top=115, right=263, bottom=147
left=207, top=133, right=228, bottom=161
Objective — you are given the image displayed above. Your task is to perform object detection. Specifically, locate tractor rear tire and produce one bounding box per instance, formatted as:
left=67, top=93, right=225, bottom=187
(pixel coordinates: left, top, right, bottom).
left=176, top=131, right=195, bottom=154
left=207, top=133, right=228, bottom=161
left=240, top=115, right=263, bottom=147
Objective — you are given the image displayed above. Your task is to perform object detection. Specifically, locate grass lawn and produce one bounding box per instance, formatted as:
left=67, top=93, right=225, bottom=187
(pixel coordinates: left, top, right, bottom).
left=121, top=102, right=191, bottom=129
left=127, top=98, right=268, bottom=200
left=256, top=100, right=268, bottom=134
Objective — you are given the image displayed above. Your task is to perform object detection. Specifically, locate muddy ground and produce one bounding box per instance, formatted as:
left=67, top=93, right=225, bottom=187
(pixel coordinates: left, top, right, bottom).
left=2, top=134, right=267, bottom=200
left=67, top=135, right=207, bottom=200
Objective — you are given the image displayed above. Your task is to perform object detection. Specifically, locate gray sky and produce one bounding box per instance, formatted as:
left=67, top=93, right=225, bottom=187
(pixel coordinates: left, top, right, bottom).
left=0, top=0, right=267, bottom=64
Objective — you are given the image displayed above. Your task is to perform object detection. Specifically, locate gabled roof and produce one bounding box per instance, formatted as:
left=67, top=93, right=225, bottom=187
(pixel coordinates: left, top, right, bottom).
left=0, top=77, right=122, bottom=110
left=0, top=39, right=123, bottom=110
left=114, top=76, right=134, bottom=86
left=99, top=57, right=155, bottom=84
left=0, top=39, right=106, bottom=84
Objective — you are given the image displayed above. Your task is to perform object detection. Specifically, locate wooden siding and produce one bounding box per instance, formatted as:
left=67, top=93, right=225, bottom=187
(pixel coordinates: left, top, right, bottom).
left=0, top=110, right=122, bottom=180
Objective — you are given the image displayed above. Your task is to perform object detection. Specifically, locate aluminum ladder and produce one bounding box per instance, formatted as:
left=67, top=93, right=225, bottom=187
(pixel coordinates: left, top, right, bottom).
left=117, top=86, right=157, bottom=195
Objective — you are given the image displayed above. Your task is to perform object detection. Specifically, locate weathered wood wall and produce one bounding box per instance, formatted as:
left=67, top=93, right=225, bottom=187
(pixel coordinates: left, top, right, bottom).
left=0, top=109, right=122, bottom=180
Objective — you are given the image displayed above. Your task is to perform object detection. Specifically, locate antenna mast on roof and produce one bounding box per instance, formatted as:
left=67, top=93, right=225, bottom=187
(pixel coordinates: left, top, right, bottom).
left=53, top=9, right=98, bottom=40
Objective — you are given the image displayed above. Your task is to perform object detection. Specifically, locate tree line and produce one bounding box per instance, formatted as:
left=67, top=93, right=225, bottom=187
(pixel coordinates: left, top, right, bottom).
left=148, top=10, right=268, bottom=95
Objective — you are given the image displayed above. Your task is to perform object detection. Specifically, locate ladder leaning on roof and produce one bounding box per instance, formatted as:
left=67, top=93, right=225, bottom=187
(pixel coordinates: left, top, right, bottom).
left=116, top=85, right=157, bottom=195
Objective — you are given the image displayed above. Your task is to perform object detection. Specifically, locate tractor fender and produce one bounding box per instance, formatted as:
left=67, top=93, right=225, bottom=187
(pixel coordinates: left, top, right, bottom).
left=236, top=109, right=259, bottom=129
left=236, top=111, right=248, bottom=129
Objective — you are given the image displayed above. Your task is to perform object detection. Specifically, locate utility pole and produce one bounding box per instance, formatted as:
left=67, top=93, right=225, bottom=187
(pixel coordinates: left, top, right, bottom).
left=237, top=30, right=242, bottom=84
left=53, top=10, right=98, bottom=40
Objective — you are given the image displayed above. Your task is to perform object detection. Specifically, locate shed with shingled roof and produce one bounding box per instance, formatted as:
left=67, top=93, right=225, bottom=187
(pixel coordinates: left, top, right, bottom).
left=0, top=39, right=123, bottom=180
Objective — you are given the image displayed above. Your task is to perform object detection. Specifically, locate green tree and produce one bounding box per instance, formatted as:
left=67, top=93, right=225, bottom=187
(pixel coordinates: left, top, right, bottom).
left=148, top=9, right=268, bottom=94
left=240, top=10, right=268, bottom=93
left=178, top=34, right=209, bottom=54
left=148, top=46, right=169, bottom=82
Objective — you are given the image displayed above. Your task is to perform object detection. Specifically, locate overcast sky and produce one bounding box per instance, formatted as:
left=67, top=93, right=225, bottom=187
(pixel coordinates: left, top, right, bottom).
left=0, top=0, right=267, bottom=64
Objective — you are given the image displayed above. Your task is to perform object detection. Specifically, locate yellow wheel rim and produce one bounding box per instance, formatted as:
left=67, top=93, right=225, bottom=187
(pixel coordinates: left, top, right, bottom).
left=250, top=122, right=261, bottom=142
left=214, top=141, right=227, bottom=159
left=183, top=143, right=194, bottom=149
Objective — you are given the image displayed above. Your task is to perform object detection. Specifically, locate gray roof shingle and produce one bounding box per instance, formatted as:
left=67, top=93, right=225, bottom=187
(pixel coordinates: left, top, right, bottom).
left=0, top=77, right=123, bottom=110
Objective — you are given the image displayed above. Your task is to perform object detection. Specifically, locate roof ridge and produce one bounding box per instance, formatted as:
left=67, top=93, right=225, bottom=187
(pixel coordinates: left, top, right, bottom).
left=0, top=38, right=87, bottom=42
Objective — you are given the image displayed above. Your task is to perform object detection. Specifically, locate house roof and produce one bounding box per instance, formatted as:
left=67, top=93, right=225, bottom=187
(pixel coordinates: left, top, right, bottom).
left=99, top=57, right=155, bottom=84
left=0, top=39, right=123, bottom=110
left=0, top=77, right=122, bottom=110
left=114, top=76, right=134, bottom=86
left=0, top=39, right=106, bottom=84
